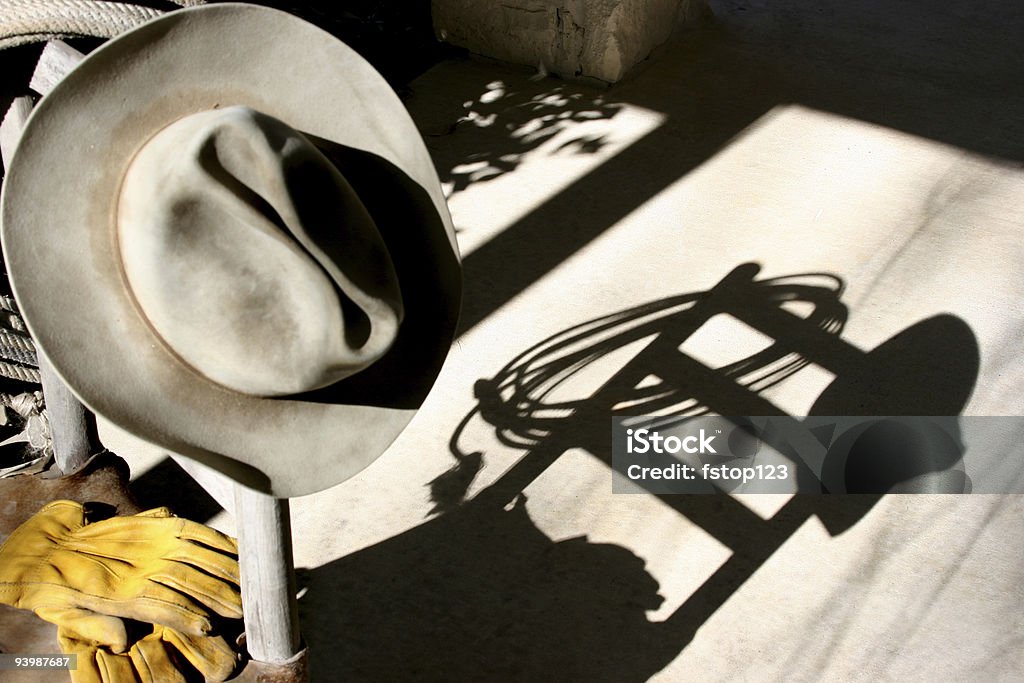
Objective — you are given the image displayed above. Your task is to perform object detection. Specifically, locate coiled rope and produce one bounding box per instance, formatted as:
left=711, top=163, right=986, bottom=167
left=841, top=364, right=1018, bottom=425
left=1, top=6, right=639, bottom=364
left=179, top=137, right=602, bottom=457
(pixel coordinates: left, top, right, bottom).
left=0, top=295, right=38, bottom=384
left=0, top=0, right=204, bottom=49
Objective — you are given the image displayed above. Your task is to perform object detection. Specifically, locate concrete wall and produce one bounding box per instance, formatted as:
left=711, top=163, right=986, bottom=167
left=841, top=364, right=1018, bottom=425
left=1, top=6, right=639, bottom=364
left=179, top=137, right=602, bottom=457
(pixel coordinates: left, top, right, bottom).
left=432, top=0, right=708, bottom=84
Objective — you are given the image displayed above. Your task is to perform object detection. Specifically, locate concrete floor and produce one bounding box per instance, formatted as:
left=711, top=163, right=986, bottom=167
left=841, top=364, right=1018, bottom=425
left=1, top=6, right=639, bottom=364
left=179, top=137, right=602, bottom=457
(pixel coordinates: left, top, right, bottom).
left=100, top=0, right=1024, bottom=680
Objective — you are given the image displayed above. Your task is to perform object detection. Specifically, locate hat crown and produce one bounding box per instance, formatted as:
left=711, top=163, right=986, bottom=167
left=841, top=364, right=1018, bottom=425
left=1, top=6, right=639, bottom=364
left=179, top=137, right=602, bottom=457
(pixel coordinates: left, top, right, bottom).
left=116, top=106, right=404, bottom=396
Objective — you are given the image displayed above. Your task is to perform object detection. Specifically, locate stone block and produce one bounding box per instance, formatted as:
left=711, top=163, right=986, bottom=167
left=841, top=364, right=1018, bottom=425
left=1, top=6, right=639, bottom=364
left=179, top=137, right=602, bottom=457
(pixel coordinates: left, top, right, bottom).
left=432, top=0, right=708, bottom=84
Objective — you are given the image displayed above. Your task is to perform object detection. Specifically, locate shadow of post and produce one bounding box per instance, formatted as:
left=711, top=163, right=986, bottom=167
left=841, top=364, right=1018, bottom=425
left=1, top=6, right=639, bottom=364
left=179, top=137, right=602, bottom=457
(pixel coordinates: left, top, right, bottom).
left=297, top=495, right=681, bottom=682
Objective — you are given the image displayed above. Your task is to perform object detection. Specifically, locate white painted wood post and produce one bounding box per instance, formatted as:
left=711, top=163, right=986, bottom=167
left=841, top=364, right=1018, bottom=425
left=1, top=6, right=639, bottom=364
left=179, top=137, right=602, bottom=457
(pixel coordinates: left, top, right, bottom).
left=1, top=92, right=91, bottom=475
left=233, top=487, right=303, bottom=662
left=36, top=356, right=91, bottom=473
left=28, top=41, right=87, bottom=95
left=0, top=97, right=32, bottom=163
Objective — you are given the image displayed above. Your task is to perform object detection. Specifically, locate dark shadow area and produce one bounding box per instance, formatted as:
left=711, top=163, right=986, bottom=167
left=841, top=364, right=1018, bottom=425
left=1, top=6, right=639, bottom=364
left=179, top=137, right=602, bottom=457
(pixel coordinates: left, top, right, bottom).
left=129, top=456, right=223, bottom=522
left=708, top=0, right=1024, bottom=162
left=297, top=495, right=674, bottom=682
left=0, top=43, right=43, bottom=191
left=237, top=0, right=454, bottom=88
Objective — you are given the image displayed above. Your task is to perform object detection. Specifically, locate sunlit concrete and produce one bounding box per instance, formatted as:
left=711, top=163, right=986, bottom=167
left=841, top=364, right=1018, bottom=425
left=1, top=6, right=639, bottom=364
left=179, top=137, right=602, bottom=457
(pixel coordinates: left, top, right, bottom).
left=430, top=73, right=666, bottom=256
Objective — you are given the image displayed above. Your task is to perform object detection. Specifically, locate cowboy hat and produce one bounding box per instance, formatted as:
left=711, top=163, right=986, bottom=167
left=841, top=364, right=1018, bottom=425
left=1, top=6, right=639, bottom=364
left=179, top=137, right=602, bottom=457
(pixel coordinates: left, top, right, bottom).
left=1, top=3, right=461, bottom=497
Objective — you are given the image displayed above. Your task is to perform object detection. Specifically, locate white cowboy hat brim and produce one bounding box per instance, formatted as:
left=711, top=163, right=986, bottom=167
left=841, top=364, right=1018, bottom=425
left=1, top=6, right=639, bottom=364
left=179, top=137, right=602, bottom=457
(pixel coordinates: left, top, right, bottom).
left=1, top=3, right=461, bottom=497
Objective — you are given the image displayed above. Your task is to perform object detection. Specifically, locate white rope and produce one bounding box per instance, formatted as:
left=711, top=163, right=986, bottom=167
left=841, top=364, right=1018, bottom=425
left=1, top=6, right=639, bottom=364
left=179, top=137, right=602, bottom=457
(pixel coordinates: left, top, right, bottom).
left=0, top=389, right=42, bottom=416
left=0, top=390, right=50, bottom=478
left=0, top=328, right=35, bottom=366
left=0, top=0, right=205, bottom=49
left=0, top=359, right=39, bottom=384
left=0, top=296, right=38, bottom=382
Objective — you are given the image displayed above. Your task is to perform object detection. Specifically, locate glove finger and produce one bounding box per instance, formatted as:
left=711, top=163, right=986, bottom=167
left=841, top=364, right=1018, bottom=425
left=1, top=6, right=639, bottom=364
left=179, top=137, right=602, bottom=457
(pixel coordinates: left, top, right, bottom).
left=169, top=517, right=239, bottom=555
left=130, top=507, right=175, bottom=519
left=58, top=628, right=138, bottom=683
left=161, top=541, right=241, bottom=585
left=130, top=632, right=188, bottom=683
left=149, top=566, right=243, bottom=620
left=73, top=515, right=238, bottom=556
left=69, top=515, right=183, bottom=544
left=72, top=585, right=216, bottom=637
left=37, top=606, right=129, bottom=653
left=65, top=645, right=105, bottom=683
left=56, top=625, right=98, bottom=678
left=31, top=581, right=216, bottom=638
left=37, top=499, right=89, bottom=526
left=96, top=648, right=143, bottom=683
left=77, top=557, right=243, bottom=622
left=60, top=533, right=240, bottom=595
left=161, top=627, right=238, bottom=682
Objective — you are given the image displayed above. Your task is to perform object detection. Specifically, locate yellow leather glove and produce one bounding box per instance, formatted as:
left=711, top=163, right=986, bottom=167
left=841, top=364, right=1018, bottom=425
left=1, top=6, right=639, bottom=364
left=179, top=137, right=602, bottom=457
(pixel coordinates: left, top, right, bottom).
left=59, top=623, right=238, bottom=683
left=0, top=500, right=242, bottom=652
